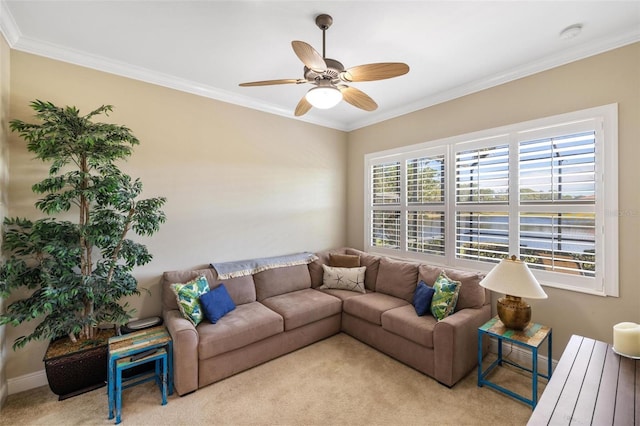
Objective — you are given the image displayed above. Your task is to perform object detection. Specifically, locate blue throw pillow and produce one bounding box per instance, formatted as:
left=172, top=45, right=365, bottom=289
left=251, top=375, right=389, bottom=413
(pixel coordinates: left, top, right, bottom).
left=200, top=284, right=236, bottom=324
left=413, top=280, right=435, bottom=316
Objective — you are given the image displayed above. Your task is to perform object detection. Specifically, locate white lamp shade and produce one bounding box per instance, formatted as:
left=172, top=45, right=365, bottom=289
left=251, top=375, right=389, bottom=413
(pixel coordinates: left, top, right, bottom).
left=305, top=86, right=342, bottom=109
left=480, top=257, right=548, bottom=299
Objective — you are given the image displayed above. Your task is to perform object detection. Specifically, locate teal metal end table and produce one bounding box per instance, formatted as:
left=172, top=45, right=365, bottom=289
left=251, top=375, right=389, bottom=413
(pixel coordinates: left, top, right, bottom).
left=114, top=348, right=168, bottom=424
left=107, top=326, right=174, bottom=424
left=477, top=316, right=552, bottom=409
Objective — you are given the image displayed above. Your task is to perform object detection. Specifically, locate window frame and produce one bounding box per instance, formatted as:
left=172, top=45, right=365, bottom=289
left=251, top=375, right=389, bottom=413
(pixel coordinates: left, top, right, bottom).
left=364, top=104, right=618, bottom=297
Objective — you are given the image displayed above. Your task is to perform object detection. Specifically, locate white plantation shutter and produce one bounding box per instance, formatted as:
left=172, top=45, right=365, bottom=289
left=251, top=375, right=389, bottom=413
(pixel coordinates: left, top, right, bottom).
left=407, top=155, right=445, bottom=255
left=455, top=145, right=509, bottom=204
left=519, top=132, right=596, bottom=202
left=518, top=130, right=597, bottom=277
left=370, top=162, right=401, bottom=249
left=371, top=210, right=401, bottom=249
left=407, top=156, right=444, bottom=204
left=455, top=212, right=509, bottom=261
left=519, top=213, right=596, bottom=277
left=372, top=161, right=400, bottom=205
left=407, top=211, right=445, bottom=255
left=454, top=143, right=510, bottom=261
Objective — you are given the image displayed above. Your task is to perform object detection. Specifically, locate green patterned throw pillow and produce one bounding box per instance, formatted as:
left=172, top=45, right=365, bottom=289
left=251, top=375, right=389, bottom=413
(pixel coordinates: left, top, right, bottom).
left=171, top=275, right=210, bottom=326
left=430, top=272, right=461, bottom=321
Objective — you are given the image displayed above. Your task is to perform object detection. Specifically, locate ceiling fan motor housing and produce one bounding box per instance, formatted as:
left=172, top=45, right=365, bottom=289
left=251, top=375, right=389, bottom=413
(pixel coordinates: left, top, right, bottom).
left=304, top=58, right=345, bottom=82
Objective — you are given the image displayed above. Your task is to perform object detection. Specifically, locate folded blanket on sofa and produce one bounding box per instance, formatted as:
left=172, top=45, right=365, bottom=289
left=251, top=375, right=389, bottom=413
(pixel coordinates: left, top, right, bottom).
left=211, top=252, right=319, bottom=279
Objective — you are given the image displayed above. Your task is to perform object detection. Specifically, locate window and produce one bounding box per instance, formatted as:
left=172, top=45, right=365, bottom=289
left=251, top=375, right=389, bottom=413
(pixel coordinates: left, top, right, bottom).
left=365, top=104, right=618, bottom=296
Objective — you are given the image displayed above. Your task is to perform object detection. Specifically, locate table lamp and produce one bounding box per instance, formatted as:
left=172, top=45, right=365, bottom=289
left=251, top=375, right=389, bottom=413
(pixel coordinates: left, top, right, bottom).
left=480, top=255, right=547, bottom=330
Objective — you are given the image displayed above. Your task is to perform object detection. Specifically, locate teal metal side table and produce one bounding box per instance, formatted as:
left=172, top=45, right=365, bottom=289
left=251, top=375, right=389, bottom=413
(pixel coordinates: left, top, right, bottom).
left=113, top=348, right=168, bottom=424
left=478, top=316, right=552, bottom=409
left=107, top=326, right=173, bottom=424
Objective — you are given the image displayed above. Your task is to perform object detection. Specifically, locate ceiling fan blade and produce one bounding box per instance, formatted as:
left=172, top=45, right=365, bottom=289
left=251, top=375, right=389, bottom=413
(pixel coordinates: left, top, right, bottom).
left=292, top=41, right=326, bottom=73
left=338, top=85, right=378, bottom=111
left=295, top=96, right=312, bottom=116
left=239, top=79, right=306, bottom=87
left=340, top=63, right=410, bottom=82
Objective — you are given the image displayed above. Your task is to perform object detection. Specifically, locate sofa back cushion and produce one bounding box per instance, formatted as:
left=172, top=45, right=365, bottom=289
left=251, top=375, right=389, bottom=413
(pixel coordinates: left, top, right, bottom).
left=162, top=268, right=256, bottom=311
left=345, top=248, right=381, bottom=291
left=308, top=248, right=349, bottom=288
left=417, top=264, right=485, bottom=311
left=375, top=257, right=419, bottom=303
left=254, top=264, right=312, bottom=301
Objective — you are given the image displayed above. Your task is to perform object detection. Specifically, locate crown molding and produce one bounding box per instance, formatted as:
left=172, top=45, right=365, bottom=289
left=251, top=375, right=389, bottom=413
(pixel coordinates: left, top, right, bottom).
left=7, top=33, right=348, bottom=131
left=0, top=0, right=20, bottom=46
left=345, top=25, right=640, bottom=131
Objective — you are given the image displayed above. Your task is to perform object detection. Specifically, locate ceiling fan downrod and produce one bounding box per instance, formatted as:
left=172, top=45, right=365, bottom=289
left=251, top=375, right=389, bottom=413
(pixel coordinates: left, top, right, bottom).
left=315, top=14, right=333, bottom=58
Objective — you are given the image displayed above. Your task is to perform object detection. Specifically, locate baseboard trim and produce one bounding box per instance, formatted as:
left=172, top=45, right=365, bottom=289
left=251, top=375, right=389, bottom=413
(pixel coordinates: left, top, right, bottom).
left=0, top=379, right=7, bottom=407
left=7, top=369, right=47, bottom=395
left=489, top=337, right=558, bottom=375
left=5, top=337, right=554, bottom=396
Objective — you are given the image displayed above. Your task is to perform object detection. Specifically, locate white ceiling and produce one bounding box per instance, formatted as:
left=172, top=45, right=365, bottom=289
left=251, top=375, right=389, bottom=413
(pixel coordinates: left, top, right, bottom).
left=1, top=1, right=639, bottom=131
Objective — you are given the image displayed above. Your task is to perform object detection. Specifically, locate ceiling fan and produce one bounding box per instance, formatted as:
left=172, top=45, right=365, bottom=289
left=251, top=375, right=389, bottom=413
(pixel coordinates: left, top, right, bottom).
left=239, top=14, right=410, bottom=116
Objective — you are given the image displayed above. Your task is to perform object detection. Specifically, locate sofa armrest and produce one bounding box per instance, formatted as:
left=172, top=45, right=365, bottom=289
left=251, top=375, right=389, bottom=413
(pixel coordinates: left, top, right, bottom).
left=432, top=304, right=491, bottom=386
left=163, top=309, right=199, bottom=396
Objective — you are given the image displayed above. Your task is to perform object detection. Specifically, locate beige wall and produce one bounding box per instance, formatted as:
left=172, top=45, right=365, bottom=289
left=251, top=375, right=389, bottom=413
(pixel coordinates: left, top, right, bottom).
left=347, top=43, right=640, bottom=359
left=0, top=33, right=10, bottom=406
left=5, top=51, right=348, bottom=380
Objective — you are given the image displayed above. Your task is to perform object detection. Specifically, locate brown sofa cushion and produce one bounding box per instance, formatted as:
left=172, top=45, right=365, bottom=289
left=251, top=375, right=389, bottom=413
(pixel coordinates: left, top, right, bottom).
left=381, top=305, right=436, bottom=348
left=328, top=253, right=360, bottom=267
left=197, top=301, right=284, bottom=359
left=343, top=292, right=408, bottom=325
left=162, top=268, right=256, bottom=311
left=417, top=265, right=485, bottom=311
left=375, top=257, right=419, bottom=303
left=261, top=289, right=342, bottom=331
left=254, top=264, right=312, bottom=301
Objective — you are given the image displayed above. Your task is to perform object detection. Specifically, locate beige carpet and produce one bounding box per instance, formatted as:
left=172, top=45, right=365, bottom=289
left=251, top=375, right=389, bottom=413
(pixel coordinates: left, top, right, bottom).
left=0, top=333, right=539, bottom=425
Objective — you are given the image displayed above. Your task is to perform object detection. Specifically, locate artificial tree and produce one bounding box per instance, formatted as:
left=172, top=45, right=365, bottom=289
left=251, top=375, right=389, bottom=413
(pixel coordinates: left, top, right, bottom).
left=0, top=100, right=166, bottom=349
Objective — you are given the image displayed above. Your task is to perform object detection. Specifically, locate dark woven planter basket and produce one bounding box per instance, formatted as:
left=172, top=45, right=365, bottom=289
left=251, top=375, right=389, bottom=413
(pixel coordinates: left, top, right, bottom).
left=44, top=339, right=109, bottom=400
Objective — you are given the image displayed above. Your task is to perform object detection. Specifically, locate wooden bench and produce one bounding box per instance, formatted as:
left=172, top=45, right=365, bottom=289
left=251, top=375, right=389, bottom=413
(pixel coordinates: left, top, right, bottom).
left=528, top=334, right=639, bottom=425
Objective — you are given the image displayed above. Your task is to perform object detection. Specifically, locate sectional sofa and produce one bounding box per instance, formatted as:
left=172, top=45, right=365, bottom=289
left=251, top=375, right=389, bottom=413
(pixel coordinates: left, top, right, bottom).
left=161, top=248, right=491, bottom=396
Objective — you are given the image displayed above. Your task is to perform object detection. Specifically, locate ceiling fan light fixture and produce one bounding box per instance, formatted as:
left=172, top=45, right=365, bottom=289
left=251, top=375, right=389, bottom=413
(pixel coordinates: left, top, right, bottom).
left=305, top=86, right=343, bottom=109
